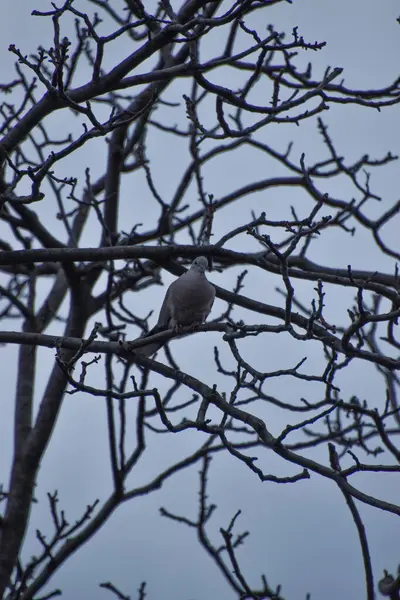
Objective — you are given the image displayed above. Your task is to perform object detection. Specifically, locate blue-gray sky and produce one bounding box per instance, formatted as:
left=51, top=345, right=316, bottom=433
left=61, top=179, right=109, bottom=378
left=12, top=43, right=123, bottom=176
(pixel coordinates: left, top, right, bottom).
left=0, top=1, right=399, bottom=599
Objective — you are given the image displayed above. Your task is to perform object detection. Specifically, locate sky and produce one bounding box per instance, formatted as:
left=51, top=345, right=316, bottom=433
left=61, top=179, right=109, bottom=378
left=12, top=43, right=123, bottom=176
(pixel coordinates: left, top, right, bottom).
left=0, top=1, right=399, bottom=599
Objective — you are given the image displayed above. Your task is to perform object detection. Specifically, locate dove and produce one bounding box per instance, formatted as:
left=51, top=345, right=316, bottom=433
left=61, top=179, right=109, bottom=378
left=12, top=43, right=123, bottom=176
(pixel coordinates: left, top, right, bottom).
left=133, top=256, right=215, bottom=357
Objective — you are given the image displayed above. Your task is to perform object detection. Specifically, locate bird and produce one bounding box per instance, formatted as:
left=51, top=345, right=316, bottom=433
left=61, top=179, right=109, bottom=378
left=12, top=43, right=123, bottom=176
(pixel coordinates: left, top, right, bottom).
left=132, top=256, right=215, bottom=358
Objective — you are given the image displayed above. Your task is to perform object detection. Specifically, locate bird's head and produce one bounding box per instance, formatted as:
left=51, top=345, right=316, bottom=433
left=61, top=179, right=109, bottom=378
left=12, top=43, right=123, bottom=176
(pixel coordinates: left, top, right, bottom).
left=190, top=256, right=209, bottom=273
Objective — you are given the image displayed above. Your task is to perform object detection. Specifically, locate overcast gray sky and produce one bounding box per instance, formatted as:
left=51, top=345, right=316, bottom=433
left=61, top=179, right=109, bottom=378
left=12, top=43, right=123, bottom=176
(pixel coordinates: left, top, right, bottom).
left=0, top=1, right=399, bottom=599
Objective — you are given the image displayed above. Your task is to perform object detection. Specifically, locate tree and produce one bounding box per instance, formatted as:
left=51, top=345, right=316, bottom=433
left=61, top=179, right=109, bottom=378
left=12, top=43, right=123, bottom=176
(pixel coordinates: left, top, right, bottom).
left=0, top=1, right=399, bottom=599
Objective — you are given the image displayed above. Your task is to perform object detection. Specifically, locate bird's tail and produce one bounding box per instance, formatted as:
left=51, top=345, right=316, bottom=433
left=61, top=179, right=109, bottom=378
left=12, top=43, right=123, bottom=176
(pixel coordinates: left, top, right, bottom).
left=133, top=339, right=163, bottom=358
left=131, top=325, right=166, bottom=358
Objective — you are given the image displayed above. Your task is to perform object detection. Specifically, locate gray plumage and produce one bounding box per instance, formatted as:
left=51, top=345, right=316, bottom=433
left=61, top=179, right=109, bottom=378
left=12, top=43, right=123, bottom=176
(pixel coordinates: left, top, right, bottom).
left=134, top=256, right=215, bottom=357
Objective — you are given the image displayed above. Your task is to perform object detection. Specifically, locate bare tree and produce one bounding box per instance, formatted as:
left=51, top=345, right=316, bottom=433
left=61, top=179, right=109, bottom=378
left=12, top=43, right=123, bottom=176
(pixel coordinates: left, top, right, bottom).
left=0, top=1, right=399, bottom=599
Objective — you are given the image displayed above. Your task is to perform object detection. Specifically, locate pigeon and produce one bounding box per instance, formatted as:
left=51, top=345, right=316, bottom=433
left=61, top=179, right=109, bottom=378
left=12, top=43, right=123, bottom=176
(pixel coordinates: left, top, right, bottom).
left=133, top=256, right=215, bottom=357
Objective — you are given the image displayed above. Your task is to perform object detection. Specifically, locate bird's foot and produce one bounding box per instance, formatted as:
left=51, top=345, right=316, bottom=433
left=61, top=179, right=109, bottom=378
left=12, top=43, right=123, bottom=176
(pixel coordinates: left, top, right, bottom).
left=172, top=322, right=201, bottom=334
